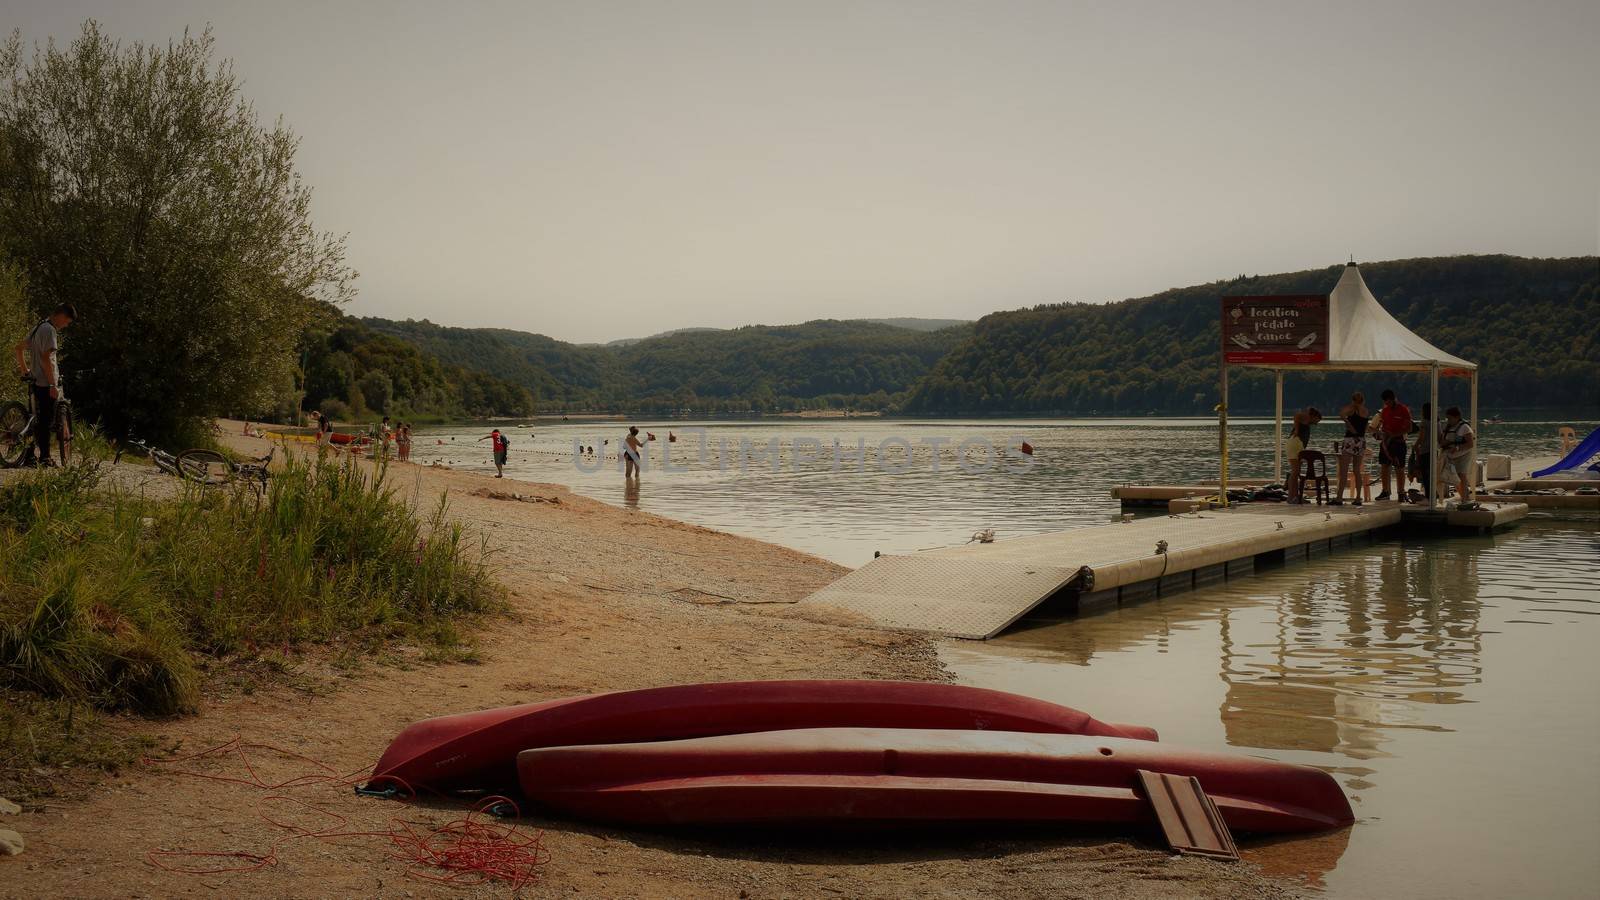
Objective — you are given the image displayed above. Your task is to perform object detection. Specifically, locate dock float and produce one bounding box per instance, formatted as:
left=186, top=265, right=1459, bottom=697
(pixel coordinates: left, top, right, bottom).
left=798, top=501, right=1529, bottom=640
left=1113, top=482, right=1270, bottom=508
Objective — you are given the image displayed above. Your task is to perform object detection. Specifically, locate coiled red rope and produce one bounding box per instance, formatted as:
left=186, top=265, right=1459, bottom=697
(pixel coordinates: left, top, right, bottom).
left=141, top=737, right=549, bottom=889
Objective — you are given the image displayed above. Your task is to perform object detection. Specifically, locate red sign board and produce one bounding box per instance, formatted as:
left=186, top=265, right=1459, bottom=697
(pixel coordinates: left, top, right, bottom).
left=1220, top=294, right=1329, bottom=364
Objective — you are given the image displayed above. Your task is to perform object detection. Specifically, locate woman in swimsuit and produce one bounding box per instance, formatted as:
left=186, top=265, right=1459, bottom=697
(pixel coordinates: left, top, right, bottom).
left=1334, top=392, right=1371, bottom=506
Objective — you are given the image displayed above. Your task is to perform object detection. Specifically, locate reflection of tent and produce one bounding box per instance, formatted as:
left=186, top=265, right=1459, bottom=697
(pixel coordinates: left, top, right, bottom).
left=1221, top=265, right=1479, bottom=508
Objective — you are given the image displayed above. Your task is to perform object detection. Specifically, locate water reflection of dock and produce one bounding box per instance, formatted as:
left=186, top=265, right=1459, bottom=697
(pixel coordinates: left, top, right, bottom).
left=982, top=538, right=1487, bottom=761
left=1220, top=541, right=1484, bottom=758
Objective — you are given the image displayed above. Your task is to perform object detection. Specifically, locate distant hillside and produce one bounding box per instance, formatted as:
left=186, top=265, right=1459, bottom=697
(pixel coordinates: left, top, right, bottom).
left=301, top=313, right=535, bottom=421
left=621, top=320, right=969, bottom=409
left=364, top=317, right=972, bottom=413
left=594, top=317, right=969, bottom=347
left=902, top=255, right=1599, bottom=415
left=356, top=256, right=1593, bottom=418
left=602, top=327, right=721, bottom=348
left=362, top=318, right=621, bottom=405
left=861, top=317, right=971, bottom=332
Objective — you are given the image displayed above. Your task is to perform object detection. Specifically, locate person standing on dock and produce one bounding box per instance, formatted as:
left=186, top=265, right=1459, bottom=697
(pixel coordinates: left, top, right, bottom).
left=1408, top=403, right=1432, bottom=502
left=1440, top=407, right=1475, bottom=502
left=1333, top=392, right=1371, bottom=506
left=1285, top=406, right=1322, bottom=503
left=1375, top=389, right=1413, bottom=502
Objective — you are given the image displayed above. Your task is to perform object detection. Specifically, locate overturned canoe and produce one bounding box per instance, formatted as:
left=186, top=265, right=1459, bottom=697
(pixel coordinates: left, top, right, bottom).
left=369, top=680, right=1158, bottom=794
left=518, top=727, right=1353, bottom=834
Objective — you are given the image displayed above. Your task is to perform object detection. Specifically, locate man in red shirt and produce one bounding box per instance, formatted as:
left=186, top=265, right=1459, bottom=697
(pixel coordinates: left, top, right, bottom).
left=1375, top=389, right=1413, bottom=501
left=478, top=428, right=510, bottom=477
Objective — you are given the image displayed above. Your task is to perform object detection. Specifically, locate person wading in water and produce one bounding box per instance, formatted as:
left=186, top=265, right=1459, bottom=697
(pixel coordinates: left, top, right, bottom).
left=623, top=426, right=645, bottom=480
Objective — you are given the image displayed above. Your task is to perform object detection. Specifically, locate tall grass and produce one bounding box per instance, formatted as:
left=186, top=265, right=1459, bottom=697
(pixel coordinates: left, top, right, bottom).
left=0, top=452, right=498, bottom=716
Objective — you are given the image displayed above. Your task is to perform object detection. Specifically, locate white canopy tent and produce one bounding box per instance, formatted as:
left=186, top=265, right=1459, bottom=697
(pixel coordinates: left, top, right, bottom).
left=1221, top=265, right=1478, bottom=509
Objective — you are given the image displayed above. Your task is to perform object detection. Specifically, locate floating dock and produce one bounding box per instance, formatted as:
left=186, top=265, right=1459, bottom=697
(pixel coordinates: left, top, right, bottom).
left=798, top=500, right=1529, bottom=640
left=1112, top=482, right=1269, bottom=508
left=1117, top=481, right=1595, bottom=513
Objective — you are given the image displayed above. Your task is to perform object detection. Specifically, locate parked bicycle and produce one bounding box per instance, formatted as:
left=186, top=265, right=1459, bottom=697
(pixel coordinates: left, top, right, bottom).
left=0, top=373, right=74, bottom=468
left=116, top=439, right=274, bottom=491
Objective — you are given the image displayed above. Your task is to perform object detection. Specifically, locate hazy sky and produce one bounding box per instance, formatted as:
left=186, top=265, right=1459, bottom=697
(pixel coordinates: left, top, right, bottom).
left=8, top=1, right=1598, bottom=342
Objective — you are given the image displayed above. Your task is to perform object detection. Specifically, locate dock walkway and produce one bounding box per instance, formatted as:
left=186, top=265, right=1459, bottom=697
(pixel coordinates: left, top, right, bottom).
left=799, top=500, right=1528, bottom=640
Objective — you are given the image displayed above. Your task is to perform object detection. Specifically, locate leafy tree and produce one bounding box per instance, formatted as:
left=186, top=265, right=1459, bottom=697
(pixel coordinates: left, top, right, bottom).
left=357, top=370, right=392, bottom=414
left=0, top=251, right=28, bottom=401
left=298, top=310, right=533, bottom=420
left=0, top=22, right=355, bottom=440
left=318, top=397, right=352, bottom=421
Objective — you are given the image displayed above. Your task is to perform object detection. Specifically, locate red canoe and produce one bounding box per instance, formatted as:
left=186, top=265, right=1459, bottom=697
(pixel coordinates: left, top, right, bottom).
left=369, top=681, right=1157, bottom=794
left=518, top=728, right=1354, bottom=834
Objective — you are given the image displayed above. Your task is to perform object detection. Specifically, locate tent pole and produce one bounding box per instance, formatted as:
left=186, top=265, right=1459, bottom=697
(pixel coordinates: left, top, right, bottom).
left=1274, top=370, right=1284, bottom=482
left=1469, top=369, right=1479, bottom=499
left=1219, top=362, right=1230, bottom=508
left=1429, top=365, right=1440, bottom=510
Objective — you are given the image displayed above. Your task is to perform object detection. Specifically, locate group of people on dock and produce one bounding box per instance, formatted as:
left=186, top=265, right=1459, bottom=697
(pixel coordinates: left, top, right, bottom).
left=1285, top=389, right=1475, bottom=505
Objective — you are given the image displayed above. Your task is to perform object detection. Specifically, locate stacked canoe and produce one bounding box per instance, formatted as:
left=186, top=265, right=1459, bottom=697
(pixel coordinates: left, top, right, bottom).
left=369, top=680, right=1352, bottom=836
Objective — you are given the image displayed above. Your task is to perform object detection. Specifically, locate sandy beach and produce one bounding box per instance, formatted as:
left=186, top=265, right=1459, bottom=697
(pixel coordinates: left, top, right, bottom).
left=0, top=424, right=1297, bottom=899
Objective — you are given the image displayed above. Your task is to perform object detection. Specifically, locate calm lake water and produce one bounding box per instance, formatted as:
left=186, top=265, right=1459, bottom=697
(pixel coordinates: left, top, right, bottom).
left=408, top=417, right=1598, bottom=899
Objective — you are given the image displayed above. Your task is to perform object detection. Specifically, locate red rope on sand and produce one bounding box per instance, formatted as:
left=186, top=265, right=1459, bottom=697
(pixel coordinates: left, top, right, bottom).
left=141, top=738, right=549, bottom=889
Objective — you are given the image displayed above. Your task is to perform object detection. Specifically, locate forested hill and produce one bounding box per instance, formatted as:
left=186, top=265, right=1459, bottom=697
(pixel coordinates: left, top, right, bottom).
left=364, top=317, right=972, bottom=413
left=299, top=313, right=535, bottom=421
left=902, top=255, right=1599, bottom=415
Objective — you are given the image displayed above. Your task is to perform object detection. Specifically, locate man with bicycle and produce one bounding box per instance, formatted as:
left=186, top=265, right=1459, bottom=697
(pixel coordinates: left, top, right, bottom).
left=12, top=303, right=77, bottom=467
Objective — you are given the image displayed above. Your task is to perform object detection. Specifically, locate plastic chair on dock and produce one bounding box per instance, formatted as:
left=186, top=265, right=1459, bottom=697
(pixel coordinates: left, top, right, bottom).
left=1297, top=451, right=1331, bottom=505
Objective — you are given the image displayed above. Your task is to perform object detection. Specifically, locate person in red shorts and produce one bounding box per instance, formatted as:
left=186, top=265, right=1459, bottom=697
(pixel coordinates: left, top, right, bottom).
left=1375, top=388, right=1413, bottom=502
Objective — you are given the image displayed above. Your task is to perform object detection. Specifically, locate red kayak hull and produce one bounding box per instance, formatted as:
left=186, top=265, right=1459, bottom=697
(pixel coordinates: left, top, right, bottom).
left=518, top=728, right=1353, bottom=834
left=370, top=681, right=1157, bottom=794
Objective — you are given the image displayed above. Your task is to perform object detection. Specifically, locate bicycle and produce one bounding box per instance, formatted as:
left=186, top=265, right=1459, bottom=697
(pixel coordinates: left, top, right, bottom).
left=0, top=374, right=74, bottom=468
left=117, top=439, right=274, bottom=491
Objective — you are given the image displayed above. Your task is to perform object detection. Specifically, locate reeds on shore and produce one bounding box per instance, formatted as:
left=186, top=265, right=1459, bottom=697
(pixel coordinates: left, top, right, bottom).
left=0, top=448, right=498, bottom=717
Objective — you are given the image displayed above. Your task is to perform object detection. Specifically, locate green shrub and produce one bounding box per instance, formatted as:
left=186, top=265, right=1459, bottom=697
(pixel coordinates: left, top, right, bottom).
left=0, top=452, right=497, bottom=716
left=0, top=464, right=195, bottom=713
